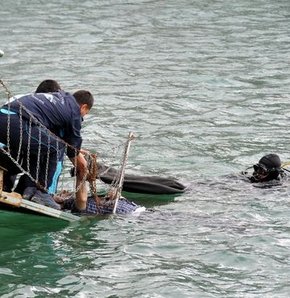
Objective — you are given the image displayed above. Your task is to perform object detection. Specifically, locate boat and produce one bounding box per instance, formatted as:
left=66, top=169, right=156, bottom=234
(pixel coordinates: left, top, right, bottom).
left=0, top=131, right=185, bottom=222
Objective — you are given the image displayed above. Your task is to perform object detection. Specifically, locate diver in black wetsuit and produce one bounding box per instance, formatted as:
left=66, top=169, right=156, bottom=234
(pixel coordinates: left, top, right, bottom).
left=242, top=153, right=287, bottom=183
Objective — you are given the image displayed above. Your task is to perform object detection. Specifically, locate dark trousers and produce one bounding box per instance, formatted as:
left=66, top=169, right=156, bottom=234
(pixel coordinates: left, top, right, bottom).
left=0, top=113, right=65, bottom=192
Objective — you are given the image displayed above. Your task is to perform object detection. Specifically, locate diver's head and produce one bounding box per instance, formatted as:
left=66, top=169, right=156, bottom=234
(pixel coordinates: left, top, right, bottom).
left=251, top=154, right=282, bottom=183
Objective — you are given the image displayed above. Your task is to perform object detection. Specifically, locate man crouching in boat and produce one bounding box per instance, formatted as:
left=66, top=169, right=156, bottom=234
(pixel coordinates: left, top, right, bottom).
left=242, top=153, right=287, bottom=184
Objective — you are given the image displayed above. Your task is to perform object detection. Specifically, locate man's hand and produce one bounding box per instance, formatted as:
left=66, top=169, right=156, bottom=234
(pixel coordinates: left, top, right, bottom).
left=70, top=152, right=88, bottom=178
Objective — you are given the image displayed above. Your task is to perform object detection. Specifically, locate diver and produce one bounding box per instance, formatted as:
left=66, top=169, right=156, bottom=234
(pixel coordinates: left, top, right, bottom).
left=242, top=153, right=288, bottom=183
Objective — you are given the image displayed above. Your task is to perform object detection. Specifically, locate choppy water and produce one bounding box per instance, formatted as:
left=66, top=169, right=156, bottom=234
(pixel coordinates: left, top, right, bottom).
left=1, top=0, right=290, bottom=297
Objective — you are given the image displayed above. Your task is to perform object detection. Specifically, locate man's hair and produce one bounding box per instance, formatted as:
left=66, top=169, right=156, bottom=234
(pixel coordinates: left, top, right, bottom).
left=36, top=79, right=61, bottom=93
left=73, top=90, right=94, bottom=109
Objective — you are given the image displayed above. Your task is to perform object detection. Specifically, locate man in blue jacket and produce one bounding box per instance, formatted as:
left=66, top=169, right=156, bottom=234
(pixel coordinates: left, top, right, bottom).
left=0, top=79, right=63, bottom=194
left=0, top=88, right=94, bottom=210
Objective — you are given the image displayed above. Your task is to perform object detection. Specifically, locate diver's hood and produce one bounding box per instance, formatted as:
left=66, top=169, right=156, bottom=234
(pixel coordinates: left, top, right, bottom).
left=257, top=153, right=281, bottom=170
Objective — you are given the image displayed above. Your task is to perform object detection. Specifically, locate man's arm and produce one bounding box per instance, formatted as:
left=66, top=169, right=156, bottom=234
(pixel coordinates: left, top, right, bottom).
left=70, top=152, right=88, bottom=211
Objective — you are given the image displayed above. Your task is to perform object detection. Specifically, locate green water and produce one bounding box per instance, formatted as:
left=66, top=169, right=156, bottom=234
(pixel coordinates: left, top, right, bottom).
left=1, top=0, right=290, bottom=297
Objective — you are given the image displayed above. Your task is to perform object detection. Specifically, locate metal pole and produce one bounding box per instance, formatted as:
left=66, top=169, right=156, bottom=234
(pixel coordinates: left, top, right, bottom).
left=112, top=132, right=134, bottom=214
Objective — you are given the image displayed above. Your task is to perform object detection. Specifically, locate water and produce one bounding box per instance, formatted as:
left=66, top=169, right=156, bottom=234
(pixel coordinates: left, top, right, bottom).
left=1, top=0, right=290, bottom=296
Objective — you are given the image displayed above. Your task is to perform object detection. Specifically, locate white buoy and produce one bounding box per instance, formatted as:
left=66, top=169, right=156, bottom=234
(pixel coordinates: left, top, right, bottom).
left=0, top=50, right=4, bottom=57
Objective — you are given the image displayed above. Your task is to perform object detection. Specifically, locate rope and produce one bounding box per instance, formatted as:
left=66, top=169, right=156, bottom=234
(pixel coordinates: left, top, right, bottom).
left=0, top=79, right=12, bottom=98
left=86, top=153, right=100, bottom=204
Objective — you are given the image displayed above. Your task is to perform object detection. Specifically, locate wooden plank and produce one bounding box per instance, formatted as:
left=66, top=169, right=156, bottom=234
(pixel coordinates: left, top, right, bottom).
left=0, top=167, right=7, bottom=195
left=0, top=169, right=3, bottom=194
left=0, top=191, right=80, bottom=222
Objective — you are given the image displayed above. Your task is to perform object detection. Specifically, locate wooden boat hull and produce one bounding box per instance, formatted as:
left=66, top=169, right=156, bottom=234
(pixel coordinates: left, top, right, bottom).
left=0, top=191, right=80, bottom=222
